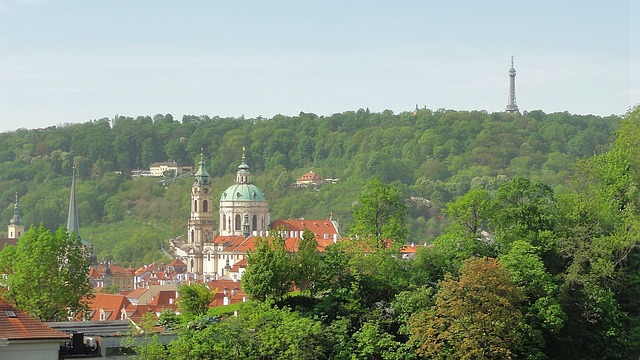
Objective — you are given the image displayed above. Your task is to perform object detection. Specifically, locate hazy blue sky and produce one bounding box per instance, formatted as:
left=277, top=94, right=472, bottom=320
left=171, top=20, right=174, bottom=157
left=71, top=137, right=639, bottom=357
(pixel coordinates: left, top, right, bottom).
left=0, top=1, right=637, bottom=132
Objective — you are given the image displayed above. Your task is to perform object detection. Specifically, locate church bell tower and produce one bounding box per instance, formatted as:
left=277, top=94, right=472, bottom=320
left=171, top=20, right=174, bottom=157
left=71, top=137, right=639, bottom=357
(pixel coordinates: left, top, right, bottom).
left=186, top=153, right=214, bottom=274
left=7, top=193, right=24, bottom=239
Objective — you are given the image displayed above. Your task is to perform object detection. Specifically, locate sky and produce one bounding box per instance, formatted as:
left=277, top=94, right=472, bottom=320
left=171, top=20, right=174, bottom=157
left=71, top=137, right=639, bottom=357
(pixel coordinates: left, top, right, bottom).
left=0, top=1, right=637, bottom=133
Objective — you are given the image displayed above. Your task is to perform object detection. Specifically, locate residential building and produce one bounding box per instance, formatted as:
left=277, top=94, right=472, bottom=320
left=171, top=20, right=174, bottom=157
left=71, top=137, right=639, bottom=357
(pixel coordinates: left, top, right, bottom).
left=0, top=297, right=70, bottom=360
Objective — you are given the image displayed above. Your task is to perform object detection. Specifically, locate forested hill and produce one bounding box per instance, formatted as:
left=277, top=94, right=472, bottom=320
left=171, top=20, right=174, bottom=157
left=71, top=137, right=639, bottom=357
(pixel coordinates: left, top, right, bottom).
left=0, top=109, right=620, bottom=266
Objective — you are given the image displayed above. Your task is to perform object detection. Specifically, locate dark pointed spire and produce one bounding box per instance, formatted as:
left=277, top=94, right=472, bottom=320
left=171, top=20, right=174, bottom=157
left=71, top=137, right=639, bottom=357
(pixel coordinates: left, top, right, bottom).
left=67, top=168, right=80, bottom=238
left=9, top=193, right=22, bottom=226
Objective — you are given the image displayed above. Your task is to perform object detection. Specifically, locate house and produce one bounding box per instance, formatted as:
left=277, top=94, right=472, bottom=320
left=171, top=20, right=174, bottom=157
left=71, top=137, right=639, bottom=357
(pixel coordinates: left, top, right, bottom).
left=206, top=278, right=246, bottom=307
left=126, top=284, right=177, bottom=308
left=295, top=170, right=325, bottom=186
left=0, top=297, right=70, bottom=360
left=149, top=161, right=192, bottom=177
left=86, top=294, right=132, bottom=321
left=89, top=262, right=135, bottom=292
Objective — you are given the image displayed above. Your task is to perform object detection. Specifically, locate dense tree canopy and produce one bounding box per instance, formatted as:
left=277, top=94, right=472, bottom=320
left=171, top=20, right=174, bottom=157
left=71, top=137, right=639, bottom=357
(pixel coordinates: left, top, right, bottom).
left=0, top=109, right=620, bottom=267
left=0, top=225, right=93, bottom=321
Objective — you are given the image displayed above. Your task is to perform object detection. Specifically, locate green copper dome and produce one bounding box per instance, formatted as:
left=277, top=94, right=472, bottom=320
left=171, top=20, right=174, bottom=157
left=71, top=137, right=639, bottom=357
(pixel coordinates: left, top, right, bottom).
left=221, top=183, right=267, bottom=202
left=220, top=150, right=266, bottom=202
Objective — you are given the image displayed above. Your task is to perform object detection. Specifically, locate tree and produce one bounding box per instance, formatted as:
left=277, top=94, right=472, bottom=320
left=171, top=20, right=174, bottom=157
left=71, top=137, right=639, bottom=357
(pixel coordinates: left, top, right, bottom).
left=176, top=283, right=213, bottom=317
left=123, top=312, right=169, bottom=360
left=242, top=232, right=293, bottom=301
left=350, top=178, right=408, bottom=246
left=0, top=225, right=93, bottom=322
left=292, top=229, right=322, bottom=296
left=410, top=257, right=524, bottom=360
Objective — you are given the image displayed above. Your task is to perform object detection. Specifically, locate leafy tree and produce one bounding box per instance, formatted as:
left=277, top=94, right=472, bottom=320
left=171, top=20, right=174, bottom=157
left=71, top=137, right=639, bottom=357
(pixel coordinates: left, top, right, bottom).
left=410, top=257, right=524, bottom=360
left=169, top=302, right=328, bottom=360
left=0, top=225, right=93, bottom=321
left=350, top=178, right=408, bottom=246
left=242, top=232, right=293, bottom=301
left=176, top=282, right=213, bottom=317
left=123, top=312, right=169, bottom=360
left=292, top=229, right=322, bottom=296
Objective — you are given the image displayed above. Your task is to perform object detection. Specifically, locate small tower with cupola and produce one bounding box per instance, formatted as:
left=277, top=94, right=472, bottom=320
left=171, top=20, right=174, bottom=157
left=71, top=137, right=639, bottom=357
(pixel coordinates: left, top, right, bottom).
left=7, top=193, right=24, bottom=239
left=186, top=153, right=214, bottom=274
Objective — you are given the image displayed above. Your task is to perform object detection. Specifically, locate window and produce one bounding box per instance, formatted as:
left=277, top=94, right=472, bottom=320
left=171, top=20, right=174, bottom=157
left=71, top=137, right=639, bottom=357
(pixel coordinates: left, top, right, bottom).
left=252, top=215, right=257, bottom=231
left=194, top=200, right=198, bottom=212
left=203, top=200, right=208, bottom=212
left=222, top=214, right=226, bottom=230
left=235, top=214, right=241, bottom=230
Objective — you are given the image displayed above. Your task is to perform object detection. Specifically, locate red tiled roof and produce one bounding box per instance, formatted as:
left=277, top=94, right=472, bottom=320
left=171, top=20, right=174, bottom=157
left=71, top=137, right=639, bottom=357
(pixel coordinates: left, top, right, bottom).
left=0, top=298, right=70, bottom=340
left=168, top=258, right=186, bottom=267
left=230, top=258, right=247, bottom=272
left=269, top=219, right=339, bottom=241
left=87, top=294, right=131, bottom=321
left=148, top=291, right=177, bottom=307
left=126, top=287, right=149, bottom=300
left=205, top=280, right=245, bottom=307
left=296, top=171, right=324, bottom=183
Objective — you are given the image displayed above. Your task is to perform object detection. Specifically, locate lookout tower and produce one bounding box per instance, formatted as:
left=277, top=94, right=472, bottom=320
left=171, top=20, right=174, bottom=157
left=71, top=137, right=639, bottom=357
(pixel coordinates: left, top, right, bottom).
left=505, top=56, right=519, bottom=113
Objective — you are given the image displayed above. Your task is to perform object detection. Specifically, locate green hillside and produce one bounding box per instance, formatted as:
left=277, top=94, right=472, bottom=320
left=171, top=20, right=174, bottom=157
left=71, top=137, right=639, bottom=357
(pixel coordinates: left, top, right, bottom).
left=0, top=109, right=621, bottom=266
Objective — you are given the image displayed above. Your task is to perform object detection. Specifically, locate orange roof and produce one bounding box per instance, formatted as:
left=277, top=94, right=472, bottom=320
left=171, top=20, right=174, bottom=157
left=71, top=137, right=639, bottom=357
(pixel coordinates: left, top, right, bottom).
left=168, top=258, right=186, bottom=267
left=212, top=233, right=337, bottom=254
left=88, top=267, right=101, bottom=278
left=0, top=297, right=70, bottom=340
left=206, top=280, right=245, bottom=307
left=125, top=287, right=149, bottom=300
left=269, top=219, right=339, bottom=241
left=296, top=171, right=324, bottom=182
left=148, top=291, right=177, bottom=307
left=124, top=304, right=156, bottom=324
left=87, top=294, right=131, bottom=321
left=230, top=258, right=247, bottom=272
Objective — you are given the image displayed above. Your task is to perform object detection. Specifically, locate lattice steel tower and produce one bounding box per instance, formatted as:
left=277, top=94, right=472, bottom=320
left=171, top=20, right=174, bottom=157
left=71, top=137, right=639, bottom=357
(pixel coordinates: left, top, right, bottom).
left=505, top=56, right=519, bottom=113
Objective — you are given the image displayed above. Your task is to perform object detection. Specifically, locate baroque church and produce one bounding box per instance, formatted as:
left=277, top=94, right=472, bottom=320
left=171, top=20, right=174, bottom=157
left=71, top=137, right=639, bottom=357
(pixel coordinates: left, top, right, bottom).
left=177, top=151, right=340, bottom=280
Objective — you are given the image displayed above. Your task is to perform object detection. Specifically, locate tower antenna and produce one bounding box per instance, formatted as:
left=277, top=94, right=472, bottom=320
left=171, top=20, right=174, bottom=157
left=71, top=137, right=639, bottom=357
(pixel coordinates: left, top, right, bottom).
left=505, top=56, right=519, bottom=113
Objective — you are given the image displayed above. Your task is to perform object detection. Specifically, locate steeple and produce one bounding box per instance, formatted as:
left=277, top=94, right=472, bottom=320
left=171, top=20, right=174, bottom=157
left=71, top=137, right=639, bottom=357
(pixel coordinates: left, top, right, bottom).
left=193, top=151, right=211, bottom=186
left=66, top=168, right=80, bottom=238
left=7, top=193, right=25, bottom=239
left=9, top=193, right=22, bottom=227
left=236, top=146, right=251, bottom=184
left=505, top=56, right=519, bottom=113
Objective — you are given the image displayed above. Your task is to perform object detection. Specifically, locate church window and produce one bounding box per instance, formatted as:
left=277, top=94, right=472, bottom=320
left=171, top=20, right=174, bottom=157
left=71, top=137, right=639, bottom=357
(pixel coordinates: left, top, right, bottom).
left=235, top=214, right=241, bottom=230
left=194, top=200, right=198, bottom=212
left=208, top=252, right=211, bottom=261
left=203, top=200, right=208, bottom=212
left=191, top=230, right=195, bottom=244
left=222, top=214, right=226, bottom=230
left=252, top=215, right=257, bottom=231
